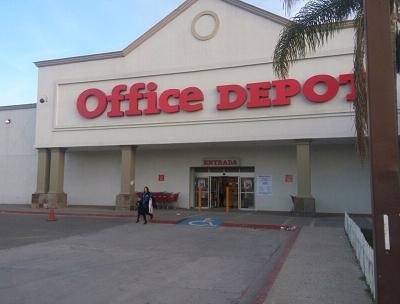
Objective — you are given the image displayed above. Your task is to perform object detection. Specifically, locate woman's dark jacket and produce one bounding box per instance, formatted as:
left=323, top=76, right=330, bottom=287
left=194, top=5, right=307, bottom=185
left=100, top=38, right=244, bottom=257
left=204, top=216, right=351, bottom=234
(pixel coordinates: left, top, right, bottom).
left=138, top=192, right=151, bottom=214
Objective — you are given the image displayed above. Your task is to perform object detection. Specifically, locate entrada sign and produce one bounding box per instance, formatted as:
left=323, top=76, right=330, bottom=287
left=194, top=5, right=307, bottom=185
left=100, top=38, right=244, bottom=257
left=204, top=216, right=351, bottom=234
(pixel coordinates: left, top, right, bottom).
left=203, top=159, right=240, bottom=166
left=77, top=73, right=355, bottom=119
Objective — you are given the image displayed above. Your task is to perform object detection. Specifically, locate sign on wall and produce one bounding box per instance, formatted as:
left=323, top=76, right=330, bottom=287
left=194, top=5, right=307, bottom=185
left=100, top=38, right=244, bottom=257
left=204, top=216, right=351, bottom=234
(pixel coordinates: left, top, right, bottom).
left=256, top=176, right=272, bottom=196
left=285, top=174, right=294, bottom=183
left=44, top=69, right=359, bottom=148
left=76, top=73, right=355, bottom=119
left=203, top=159, right=240, bottom=166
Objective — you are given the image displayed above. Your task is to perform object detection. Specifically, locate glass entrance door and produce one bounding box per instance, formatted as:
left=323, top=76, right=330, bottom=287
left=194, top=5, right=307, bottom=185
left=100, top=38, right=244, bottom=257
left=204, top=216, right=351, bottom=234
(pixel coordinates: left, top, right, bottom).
left=194, top=177, right=209, bottom=208
left=210, top=176, right=239, bottom=209
left=239, top=177, right=255, bottom=209
left=193, top=173, right=255, bottom=209
left=210, top=177, right=219, bottom=208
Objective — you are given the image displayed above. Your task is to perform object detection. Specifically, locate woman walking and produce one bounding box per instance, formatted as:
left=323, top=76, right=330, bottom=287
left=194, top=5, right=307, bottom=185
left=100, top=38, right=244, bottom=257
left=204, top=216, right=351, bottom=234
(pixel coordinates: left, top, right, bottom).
left=136, top=186, right=153, bottom=224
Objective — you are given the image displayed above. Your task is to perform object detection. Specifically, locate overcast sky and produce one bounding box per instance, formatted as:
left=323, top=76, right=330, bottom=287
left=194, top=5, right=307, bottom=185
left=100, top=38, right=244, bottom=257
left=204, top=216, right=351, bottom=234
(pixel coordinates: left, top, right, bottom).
left=0, top=0, right=301, bottom=106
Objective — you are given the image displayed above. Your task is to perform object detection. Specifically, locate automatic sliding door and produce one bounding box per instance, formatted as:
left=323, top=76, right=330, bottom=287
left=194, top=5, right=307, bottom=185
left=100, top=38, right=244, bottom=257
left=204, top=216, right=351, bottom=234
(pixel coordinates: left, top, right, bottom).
left=210, top=177, right=219, bottom=208
left=195, top=175, right=253, bottom=209
left=195, top=177, right=209, bottom=208
left=240, top=177, right=255, bottom=209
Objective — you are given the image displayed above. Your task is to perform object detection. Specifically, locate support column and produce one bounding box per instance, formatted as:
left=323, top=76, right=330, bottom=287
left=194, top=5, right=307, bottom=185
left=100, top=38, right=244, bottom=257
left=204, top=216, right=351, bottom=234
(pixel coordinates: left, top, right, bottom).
left=297, top=141, right=311, bottom=198
left=295, top=141, right=315, bottom=215
left=47, top=148, right=67, bottom=208
left=31, top=148, right=50, bottom=208
left=116, top=146, right=136, bottom=210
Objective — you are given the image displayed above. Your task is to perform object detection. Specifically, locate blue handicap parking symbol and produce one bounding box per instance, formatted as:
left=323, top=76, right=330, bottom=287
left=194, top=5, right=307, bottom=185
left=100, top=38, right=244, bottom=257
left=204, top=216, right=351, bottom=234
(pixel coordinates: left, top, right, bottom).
left=179, top=217, right=223, bottom=228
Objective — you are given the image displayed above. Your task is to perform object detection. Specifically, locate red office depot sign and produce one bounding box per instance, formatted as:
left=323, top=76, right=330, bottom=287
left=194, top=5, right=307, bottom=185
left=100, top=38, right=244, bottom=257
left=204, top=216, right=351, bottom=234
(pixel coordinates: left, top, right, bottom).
left=77, top=73, right=355, bottom=119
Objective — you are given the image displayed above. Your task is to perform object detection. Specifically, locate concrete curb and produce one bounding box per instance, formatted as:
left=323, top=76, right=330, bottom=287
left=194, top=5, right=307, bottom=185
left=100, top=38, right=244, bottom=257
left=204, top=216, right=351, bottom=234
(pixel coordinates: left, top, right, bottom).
left=223, top=222, right=297, bottom=231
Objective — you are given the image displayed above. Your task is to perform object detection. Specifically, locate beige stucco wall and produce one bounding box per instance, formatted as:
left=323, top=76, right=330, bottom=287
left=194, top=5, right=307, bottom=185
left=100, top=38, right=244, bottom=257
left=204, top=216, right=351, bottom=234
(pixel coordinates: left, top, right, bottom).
left=312, top=144, right=371, bottom=213
left=0, top=106, right=37, bottom=204
left=64, top=150, right=120, bottom=205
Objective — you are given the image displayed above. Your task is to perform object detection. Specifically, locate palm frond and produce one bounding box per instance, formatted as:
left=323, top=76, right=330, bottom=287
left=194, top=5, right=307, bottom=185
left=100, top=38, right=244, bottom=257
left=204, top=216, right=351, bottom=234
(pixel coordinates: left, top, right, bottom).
left=390, top=0, right=400, bottom=13
left=273, top=0, right=362, bottom=79
left=282, top=0, right=303, bottom=15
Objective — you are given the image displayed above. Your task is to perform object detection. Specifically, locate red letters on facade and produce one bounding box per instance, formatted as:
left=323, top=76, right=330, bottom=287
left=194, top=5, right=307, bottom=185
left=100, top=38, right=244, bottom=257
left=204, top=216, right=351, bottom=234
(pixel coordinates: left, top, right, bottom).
left=302, top=75, right=339, bottom=103
left=77, top=74, right=354, bottom=118
left=77, top=88, right=108, bottom=119
left=77, top=83, right=204, bottom=119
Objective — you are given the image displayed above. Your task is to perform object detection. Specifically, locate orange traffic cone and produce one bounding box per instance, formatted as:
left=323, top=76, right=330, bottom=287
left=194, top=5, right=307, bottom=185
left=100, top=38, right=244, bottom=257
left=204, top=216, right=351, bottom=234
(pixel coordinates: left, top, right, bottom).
left=47, top=208, right=57, bottom=221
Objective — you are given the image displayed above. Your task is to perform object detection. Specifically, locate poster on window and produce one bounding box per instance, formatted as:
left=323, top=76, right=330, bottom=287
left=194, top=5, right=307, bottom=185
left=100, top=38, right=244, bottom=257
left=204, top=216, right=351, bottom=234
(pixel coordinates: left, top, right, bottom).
left=256, top=176, right=272, bottom=196
left=197, top=178, right=206, bottom=190
left=242, top=178, right=254, bottom=192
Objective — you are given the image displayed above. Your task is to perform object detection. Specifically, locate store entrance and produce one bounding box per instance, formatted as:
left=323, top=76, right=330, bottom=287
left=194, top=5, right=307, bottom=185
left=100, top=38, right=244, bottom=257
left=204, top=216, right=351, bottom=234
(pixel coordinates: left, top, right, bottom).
left=210, top=176, right=238, bottom=208
left=194, top=170, right=255, bottom=209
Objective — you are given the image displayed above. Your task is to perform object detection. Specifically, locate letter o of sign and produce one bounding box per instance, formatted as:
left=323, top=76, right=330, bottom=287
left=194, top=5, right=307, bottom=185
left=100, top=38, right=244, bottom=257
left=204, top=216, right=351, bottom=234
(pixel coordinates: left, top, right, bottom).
left=303, top=75, right=339, bottom=103
left=77, top=88, right=108, bottom=118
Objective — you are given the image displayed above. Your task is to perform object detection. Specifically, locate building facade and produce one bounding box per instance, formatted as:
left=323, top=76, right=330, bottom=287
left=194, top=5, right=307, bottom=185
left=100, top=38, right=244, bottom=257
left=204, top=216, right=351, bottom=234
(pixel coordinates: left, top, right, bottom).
left=3, top=0, right=395, bottom=214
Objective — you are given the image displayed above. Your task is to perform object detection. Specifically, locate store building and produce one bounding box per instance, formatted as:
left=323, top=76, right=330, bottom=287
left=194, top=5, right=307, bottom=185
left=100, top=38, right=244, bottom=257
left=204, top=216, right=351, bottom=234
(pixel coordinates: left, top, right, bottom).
left=2, top=0, right=391, bottom=214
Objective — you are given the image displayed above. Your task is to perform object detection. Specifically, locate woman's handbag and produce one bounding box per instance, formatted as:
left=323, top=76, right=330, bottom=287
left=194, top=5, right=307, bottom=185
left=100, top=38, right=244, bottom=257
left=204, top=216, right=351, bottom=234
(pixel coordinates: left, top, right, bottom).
left=149, top=197, right=154, bottom=214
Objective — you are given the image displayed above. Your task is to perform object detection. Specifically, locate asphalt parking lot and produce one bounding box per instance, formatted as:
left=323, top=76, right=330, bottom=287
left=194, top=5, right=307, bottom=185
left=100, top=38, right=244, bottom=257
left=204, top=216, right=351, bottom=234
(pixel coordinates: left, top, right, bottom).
left=0, top=214, right=294, bottom=304
left=0, top=214, right=131, bottom=250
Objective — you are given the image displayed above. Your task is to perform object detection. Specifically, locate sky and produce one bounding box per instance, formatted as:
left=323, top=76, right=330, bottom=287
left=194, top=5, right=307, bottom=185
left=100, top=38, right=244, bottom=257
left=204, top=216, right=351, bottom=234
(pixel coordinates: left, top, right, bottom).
left=0, top=0, right=301, bottom=106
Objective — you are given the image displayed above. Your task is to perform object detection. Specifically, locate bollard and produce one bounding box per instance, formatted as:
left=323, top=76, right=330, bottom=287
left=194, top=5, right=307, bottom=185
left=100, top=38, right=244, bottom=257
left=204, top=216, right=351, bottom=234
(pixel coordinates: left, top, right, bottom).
left=198, top=187, right=202, bottom=211
left=47, top=208, right=57, bottom=221
left=225, top=186, right=230, bottom=212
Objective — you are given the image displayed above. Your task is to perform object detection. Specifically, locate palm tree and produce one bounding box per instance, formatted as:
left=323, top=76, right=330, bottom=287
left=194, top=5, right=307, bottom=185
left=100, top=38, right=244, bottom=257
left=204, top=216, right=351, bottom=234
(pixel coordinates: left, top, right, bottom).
left=273, top=0, right=399, bottom=158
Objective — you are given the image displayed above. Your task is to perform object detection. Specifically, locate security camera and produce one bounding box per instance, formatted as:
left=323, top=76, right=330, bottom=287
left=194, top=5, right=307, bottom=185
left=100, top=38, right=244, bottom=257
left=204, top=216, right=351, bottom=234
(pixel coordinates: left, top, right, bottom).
left=39, top=98, right=45, bottom=104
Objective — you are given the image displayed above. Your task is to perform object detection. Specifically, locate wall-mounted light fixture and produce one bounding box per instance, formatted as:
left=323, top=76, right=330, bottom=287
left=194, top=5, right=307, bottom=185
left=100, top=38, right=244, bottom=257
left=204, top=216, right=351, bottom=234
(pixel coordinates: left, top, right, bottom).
left=4, top=119, right=11, bottom=124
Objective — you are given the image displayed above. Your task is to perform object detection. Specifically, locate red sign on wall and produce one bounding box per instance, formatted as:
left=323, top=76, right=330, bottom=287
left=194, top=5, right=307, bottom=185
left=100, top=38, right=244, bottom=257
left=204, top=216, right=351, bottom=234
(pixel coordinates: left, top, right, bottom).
left=285, top=175, right=294, bottom=183
left=76, top=73, right=355, bottom=119
left=158, top=174, right=165, bottom=182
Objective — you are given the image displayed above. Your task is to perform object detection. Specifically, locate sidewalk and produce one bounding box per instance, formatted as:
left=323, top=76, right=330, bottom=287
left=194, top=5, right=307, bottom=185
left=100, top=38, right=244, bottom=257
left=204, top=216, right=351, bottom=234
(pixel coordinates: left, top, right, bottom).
left=264, top=226, right=373, bottom=304
left=0, top=205, right=373, bottom=303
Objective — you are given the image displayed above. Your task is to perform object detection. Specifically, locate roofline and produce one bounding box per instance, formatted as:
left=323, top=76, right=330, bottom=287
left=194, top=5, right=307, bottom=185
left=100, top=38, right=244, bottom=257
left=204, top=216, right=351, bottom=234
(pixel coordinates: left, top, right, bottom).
left=222, top=0, right=289, bottom=26
left=122, top=0, right=199, bottom=55
left=34, top=0, right=353, bottom=68
left=0, top=103, right=37, bottom=111
left=34, top=0, right=199, bottom=68
left=34, top=0, right=290, bottom=68
left=340, top=20, right=355, bottom=29
left=34, top=51, right=124, bottom=68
